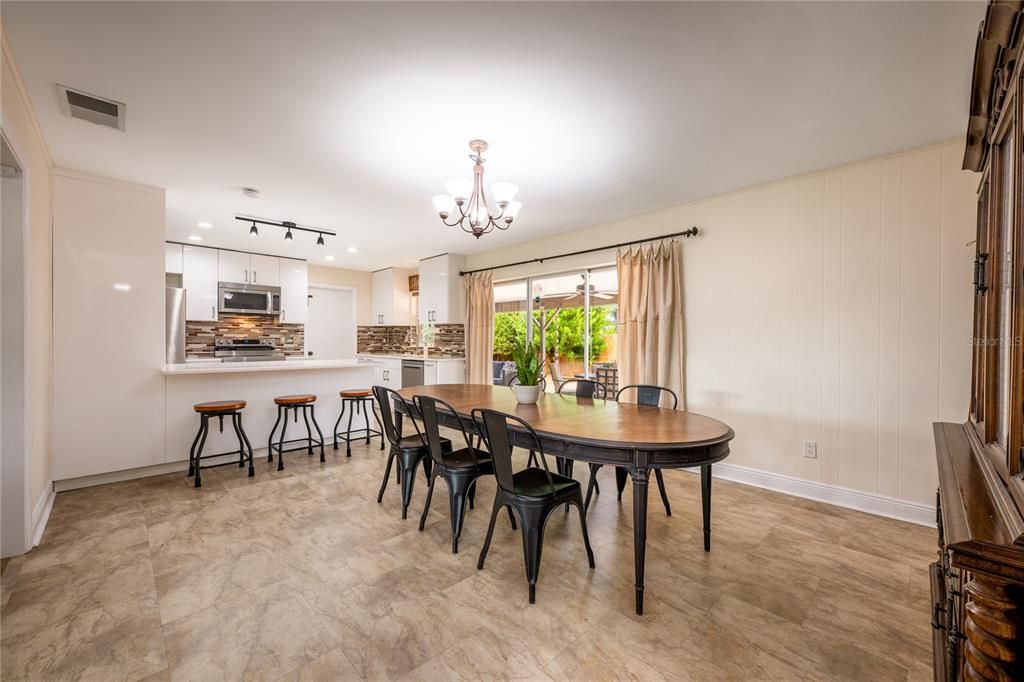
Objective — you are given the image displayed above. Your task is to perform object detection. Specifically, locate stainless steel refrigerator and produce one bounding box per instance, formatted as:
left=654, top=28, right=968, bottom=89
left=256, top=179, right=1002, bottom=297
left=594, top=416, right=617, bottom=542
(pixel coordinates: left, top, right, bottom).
left=166, top=287, right=186, bottom=364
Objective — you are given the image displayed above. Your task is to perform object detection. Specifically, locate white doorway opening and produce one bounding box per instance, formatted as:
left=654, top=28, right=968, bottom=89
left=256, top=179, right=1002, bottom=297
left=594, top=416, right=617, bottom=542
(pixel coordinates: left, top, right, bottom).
left=305, top=285, right=356, bottom=360
left=1, top=131, right=31, bottom=558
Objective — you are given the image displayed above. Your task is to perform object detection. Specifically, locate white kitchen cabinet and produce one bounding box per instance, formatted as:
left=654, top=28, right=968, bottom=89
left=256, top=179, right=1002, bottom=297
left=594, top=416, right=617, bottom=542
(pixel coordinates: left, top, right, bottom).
left=249, top=253, right=280, bottom=286
left=371, top=268, right=412, bottom=325
left=279, top=259, right=308, bottom=325
left=182, top=245, right=219, bottom=321
left=423, top=361, right=438, bottom=386
left=436, top=360, right=466, bottom=384
left=218, top=250, right=251, bottom=284
left=165, top=242, right=183, bottom=274
left=418, top=253, right=465, bottom=325
left=371, top=359, right=402, bottom=389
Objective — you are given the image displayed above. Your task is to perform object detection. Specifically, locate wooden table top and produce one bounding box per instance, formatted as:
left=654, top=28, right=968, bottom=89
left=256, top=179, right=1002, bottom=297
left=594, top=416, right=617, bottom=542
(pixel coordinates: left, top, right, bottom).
left=397, top=384, right=734, bottom=452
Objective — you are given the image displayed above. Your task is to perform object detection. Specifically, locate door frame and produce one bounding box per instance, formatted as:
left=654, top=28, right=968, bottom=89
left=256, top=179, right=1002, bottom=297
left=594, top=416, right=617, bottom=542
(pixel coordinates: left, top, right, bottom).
left=0, top=124, right=35, bottom=558
left=306, top=284, right=358, bottom=358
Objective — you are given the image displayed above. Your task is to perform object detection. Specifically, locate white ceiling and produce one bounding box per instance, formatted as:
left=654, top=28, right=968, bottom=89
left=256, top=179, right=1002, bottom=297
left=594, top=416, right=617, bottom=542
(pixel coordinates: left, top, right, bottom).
left=3, top=1, right=983, bottom=271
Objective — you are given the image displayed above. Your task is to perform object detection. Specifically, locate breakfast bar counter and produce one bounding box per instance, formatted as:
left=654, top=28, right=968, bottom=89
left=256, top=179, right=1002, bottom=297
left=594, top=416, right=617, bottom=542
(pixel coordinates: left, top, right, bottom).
left=164, top=359, right=375, bottom=466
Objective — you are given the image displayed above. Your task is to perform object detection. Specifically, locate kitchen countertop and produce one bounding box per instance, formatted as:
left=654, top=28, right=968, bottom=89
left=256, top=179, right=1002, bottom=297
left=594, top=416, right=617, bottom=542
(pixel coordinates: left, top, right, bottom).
left=162, top=358, right=368, bottom=375
left=356, top=353, right=465, bottom=362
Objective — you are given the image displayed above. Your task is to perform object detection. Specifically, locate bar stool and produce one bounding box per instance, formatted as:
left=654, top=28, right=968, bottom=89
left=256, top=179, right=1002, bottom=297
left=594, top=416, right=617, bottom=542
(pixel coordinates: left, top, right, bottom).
left=267, top=394, right=325, bottom=470
left=188, top=400, right=254, bottom=488
left=333, top=389, right=384, bottom=456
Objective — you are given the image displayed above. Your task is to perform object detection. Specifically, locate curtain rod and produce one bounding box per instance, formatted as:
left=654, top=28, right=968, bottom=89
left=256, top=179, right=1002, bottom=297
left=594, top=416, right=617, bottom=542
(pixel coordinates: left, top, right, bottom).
left=458, top=226, right=698, bottom=276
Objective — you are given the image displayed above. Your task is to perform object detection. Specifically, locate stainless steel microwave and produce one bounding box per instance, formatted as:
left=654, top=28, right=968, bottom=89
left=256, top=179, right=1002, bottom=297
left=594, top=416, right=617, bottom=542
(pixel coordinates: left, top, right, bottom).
left=218, top=282, right=281, bottom=316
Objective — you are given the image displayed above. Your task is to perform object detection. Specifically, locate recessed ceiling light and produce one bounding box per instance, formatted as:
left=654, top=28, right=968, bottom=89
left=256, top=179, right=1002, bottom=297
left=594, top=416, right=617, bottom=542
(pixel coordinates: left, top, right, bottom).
left=112, top=282, right=132, bottom=292
left=324, top=255, right=335, bottom=261
left=188, top=234, right=203, bottom=242
left=196, top=221, right=213, bottom=229
left=346, top=246, right=358, bottom=254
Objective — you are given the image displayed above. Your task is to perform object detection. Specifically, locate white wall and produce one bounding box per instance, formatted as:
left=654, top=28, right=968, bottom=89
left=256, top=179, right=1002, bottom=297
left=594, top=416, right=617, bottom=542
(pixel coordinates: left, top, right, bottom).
left=464, top=139, right=976, bottom=506
left=309, top=264, right=373, bottom=325
left=52, top=169, right=166, bottom=480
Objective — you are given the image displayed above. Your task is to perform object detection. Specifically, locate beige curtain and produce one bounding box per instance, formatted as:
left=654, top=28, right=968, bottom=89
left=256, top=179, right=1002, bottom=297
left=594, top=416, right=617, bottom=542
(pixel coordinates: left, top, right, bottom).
left=616, top=241, right=685, bottom=408
left=462, top=272, right=494, bottom=384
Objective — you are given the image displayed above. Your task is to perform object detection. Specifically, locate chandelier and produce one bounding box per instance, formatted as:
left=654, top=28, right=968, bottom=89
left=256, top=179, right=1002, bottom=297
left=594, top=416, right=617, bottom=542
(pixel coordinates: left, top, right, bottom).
left=433, top=139, right=521, bottom=238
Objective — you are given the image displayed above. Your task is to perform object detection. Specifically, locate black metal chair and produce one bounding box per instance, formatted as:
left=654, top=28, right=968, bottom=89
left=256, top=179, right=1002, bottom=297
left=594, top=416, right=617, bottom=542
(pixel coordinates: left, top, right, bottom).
left=373, top=386, right=450, bottom=519
left=414, top=395, right=500, bottom=553
left=584, top=384, right=677, bottom=516
left=474, top=408, right=595, bottom=604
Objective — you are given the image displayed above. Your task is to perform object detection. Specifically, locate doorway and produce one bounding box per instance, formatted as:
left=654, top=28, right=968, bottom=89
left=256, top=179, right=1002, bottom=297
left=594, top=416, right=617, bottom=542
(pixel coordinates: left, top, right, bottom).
left=305, top=286, right=356, bottom=359
left=1, top=132, right=30, bottom=558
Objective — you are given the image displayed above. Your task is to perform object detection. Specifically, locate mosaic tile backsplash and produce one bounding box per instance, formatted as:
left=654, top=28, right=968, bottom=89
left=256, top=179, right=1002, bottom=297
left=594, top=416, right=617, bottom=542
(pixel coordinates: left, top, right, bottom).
left=185, top=314, right=305, bottom=358
left=357, top=324, right=464, bottom=357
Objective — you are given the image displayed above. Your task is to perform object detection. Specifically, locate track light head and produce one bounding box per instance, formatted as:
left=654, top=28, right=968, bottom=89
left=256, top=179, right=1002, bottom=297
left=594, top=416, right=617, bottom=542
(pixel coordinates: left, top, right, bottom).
left=284, top=228, right=293, bottom=241
left=249, top=222, right=258, bottom=237
left=316, top=233, right=325, bottom=246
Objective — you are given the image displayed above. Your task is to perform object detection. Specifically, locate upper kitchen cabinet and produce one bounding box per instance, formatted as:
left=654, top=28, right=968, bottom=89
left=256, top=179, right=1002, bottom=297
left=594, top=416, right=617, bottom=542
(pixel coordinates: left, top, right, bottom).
left=371, top=267, right=412, bottom=325
left=218, top=250, right=280, bottom=286
left=279, top=259, right=308, bottom=325
left=165, top=242, right=183, bottom=274
left=182, top=245, right=219, bottom=321
left=418, top=253, right=464, bottom=324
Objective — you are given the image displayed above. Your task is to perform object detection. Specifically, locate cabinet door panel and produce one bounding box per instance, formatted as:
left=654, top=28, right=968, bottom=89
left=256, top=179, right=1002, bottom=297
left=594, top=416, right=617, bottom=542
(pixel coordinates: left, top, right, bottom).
left=250, top=254, right=280, bottom=286
left=165, top=243, right=183, bottom=274
left=218, top=250, right=251, bottom=284
left=280, top=260, right=309, bottom=325
left=183, top=245, right=219, bottom=321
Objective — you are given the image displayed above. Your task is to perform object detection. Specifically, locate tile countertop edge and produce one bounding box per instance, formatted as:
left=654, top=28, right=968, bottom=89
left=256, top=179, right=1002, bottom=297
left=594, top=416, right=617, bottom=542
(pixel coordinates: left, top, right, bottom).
left=162, top=359, right=368, bottom=375
left=355, top=353, right=466, bottom=362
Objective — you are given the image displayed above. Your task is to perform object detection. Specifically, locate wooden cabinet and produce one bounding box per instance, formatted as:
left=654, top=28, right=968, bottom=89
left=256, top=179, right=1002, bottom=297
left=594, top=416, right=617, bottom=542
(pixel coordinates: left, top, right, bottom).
left=418, top=253, right=464, bottom=324
left=371, top=268, right=412, bottom=325
left=249, top=253, right=279, bottom=286
left=218, top=250, right=280, bottom=286
left=165, top=242, right=183, bottom=274
left=182, top=245, right=219, bottom=321
left=935, top=5, right=1024, bottom=680
left=279, top=259, right=308, bottom=325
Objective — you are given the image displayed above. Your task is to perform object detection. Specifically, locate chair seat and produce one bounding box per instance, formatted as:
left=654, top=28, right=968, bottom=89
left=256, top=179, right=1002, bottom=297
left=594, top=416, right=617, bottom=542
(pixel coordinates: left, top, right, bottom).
left=442, top=447, right=493, bottom=470
left=194, top=400, right=246, bottom=413
left=340, top=389, right=372, bottom=398
left=397, top=434, right=451, bottom=450
left=275, top=394, right=316, bottom=405
left=511, top=467, right=580, bottom=498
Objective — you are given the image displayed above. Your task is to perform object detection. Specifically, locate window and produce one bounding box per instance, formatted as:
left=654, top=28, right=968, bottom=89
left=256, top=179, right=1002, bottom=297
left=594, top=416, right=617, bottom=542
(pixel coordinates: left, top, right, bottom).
left=492, top=280, right=528, bottom=385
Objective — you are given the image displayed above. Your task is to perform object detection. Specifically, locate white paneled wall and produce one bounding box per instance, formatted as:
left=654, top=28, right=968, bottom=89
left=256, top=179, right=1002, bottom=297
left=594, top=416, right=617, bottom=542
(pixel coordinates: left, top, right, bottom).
left=464, top=140, right=976, bottom=507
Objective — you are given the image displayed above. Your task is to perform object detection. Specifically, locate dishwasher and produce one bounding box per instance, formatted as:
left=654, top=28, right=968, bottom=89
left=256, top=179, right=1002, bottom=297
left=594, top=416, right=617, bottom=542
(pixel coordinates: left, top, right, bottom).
left=402, top=359, right=425, bottom=387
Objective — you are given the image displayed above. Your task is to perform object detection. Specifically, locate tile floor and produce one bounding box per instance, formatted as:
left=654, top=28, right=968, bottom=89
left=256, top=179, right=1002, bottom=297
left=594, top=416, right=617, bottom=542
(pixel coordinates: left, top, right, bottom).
left=0, top=437, right=937, bottom=681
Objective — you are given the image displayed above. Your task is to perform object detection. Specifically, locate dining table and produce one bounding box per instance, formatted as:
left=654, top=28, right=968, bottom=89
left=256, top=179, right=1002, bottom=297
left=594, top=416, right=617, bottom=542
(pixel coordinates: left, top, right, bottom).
left=394, top=383, right=735, bottom=615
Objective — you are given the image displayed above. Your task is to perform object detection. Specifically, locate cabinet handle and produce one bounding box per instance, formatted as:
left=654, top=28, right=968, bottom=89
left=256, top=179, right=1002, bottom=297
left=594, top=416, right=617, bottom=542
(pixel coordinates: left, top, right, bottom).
left=253, top=270, right=257, bottom=283
left=282, top=310, right=286, bottom=322
left=211, top=305, right=216, bottom=319
left=245, top=269, right=249, bottom=283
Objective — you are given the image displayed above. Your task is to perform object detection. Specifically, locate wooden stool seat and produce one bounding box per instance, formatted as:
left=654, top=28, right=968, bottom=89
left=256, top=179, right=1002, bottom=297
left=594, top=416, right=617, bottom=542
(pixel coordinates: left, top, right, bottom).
left=340, top=389, right=372, bottom=398
left=274, top=394, right=316, bottom=405
left=194, top=400, right=246, bottom=413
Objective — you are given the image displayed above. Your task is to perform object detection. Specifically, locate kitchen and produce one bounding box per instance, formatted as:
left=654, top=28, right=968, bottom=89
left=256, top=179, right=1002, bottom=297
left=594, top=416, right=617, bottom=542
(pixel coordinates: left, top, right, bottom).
left=51, top=170, right=464, bottom=490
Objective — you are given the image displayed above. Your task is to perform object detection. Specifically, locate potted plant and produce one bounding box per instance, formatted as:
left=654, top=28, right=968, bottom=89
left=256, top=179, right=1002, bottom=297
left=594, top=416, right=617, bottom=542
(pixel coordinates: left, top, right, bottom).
left=509, top=337, right=543, bottom=405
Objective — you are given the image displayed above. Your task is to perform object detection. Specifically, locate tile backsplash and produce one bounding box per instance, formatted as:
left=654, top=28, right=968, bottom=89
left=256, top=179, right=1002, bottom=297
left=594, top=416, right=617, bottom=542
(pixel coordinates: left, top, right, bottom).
left=186, top=314, right=305, bottom=358
left=357, top=324, right=464, bottom=357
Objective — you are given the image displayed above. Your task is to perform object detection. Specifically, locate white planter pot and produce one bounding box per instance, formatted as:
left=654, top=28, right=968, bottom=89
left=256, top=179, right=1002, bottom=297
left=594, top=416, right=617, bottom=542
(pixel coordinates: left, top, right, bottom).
left=511, top=384, right=542, bottom=405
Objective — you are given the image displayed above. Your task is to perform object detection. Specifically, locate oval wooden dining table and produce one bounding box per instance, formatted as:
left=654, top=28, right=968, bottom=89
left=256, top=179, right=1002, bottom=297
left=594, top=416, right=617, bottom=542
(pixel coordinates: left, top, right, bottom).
left=395, top=383, right=735, bottom=615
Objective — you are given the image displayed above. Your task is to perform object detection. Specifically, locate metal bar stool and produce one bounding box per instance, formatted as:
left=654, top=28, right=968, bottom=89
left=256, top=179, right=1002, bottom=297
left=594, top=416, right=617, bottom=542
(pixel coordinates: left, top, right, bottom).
left=333, top=389, right=384, bottom=456
left=188, top=400, right=255, bottom=488
left=267, top=394, right=325, bottom=470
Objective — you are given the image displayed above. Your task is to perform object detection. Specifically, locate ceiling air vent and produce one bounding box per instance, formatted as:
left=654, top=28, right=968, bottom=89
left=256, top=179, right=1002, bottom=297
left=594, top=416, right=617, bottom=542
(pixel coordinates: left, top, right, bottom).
left=57, top=84, right=125, bottom=131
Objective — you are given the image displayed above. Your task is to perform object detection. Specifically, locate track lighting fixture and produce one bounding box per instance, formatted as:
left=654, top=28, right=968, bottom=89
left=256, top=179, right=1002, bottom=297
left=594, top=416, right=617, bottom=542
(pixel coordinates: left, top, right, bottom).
left=249, top=221, right=258, bottom=237
left=285, top=228, right=293, bottom=241
left=316, top=233, right=325, bottom=246
left=235, top=216, right=335, bottom=245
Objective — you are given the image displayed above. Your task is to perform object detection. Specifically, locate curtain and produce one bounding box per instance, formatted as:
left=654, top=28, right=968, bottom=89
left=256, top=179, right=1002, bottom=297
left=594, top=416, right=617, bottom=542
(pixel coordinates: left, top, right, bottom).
left=616, top=241, right=685, bottom=408
left=463, top=272, right=494, bottom=384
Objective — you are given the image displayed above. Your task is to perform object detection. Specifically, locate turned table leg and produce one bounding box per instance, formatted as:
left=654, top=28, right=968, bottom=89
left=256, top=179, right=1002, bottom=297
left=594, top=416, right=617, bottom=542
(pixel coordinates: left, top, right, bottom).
left=631, top=466, right=649, bottom=615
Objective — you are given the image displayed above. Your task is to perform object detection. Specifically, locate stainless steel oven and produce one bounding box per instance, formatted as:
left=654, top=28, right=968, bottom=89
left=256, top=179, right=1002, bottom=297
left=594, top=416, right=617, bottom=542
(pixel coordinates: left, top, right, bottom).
left=218, top=282, right=282, bottom=316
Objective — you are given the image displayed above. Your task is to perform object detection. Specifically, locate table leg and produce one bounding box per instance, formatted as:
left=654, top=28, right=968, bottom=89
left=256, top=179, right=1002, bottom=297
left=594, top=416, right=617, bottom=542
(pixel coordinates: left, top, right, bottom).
left=631, top=466, right=649, bottom=615
left=701, top=464, right=712, bottom=551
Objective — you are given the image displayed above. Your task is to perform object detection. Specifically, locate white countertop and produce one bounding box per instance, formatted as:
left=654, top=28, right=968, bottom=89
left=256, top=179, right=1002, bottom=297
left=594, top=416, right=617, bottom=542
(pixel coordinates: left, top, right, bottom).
left=162, top=358, right=368, bottom=375
left=356, top=353, right=465, bottom=363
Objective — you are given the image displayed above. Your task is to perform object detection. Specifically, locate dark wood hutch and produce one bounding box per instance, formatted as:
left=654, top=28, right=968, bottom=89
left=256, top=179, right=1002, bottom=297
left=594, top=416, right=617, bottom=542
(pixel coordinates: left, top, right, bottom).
left=933, top=2, right=1024, bottom=679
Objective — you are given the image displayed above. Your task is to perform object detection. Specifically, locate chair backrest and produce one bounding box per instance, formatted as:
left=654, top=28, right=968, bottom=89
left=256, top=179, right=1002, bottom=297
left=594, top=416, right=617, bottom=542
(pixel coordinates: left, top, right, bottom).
left=616, top=384, right=678, bottom=409
left=413, top=395, right=476, bottom=466
left=473, top=408, right=556, bottom=497
left=557, top=378, right=608, bottom=400
left=372, top=385, right=423, bottom=446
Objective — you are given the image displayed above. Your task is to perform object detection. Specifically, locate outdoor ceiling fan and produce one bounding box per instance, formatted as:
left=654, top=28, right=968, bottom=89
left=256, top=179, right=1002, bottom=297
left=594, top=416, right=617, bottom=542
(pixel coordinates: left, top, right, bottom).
left=547, top=274, right=615, bottom=301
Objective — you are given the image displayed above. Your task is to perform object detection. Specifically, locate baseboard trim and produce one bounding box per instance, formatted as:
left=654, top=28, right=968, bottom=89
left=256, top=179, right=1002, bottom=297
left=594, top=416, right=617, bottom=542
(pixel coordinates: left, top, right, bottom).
left=30, top=482, right=55, bottom=547
left=701, top=462, right=936, bottom=527
left=54, top=453, right=244, bottom=492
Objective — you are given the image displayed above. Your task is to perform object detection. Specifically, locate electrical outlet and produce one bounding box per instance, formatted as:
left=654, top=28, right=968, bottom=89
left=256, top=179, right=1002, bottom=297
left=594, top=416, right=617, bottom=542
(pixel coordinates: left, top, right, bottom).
left=803, top=440, right=818, bottom=459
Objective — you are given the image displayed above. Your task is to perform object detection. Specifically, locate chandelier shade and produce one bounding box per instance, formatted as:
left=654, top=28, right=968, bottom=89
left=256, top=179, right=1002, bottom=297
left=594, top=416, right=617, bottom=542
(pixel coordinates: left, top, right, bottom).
left=434, top=139, right=522, bottom=238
